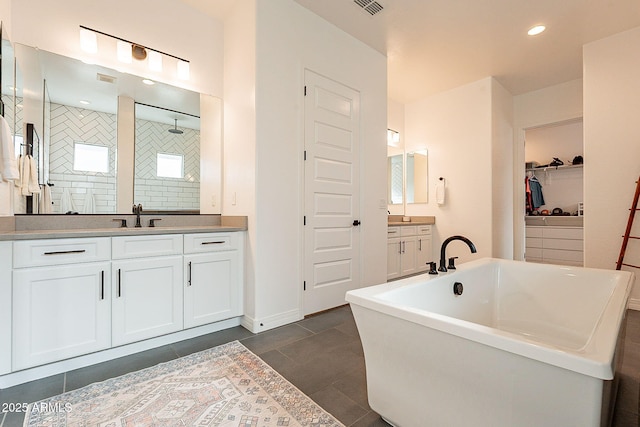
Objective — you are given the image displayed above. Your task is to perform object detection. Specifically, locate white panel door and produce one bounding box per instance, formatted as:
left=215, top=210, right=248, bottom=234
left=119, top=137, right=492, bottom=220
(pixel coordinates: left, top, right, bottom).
left=304, top=70, right=361, bottom=315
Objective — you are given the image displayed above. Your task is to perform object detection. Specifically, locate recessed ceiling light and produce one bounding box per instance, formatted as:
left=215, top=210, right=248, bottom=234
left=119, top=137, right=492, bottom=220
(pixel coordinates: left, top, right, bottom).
left=142, top=79, right=155, bottom=85
left=79, top=100, right=90, bottom=105
left=528, top=25, right=546, bottom=36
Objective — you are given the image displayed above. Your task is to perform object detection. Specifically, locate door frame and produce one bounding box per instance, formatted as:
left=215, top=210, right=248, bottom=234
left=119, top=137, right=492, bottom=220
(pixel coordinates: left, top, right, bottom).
left=513, top=115, right=583, bottom=261
left=299, top=67, right=363, bottom=316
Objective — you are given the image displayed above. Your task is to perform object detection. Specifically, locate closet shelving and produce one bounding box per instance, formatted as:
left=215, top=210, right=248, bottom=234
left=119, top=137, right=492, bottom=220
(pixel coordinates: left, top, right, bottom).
left=525, top=164, right=583, bottom=173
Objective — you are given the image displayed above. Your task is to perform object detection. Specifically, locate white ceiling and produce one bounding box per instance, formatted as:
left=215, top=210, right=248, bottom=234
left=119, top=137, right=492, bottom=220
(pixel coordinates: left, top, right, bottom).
left=184, top=0, right=640, bottom=104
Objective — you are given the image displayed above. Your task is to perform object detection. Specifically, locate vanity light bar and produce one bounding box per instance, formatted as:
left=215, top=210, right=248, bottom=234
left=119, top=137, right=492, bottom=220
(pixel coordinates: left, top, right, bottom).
left=79, top=26, right=189, bottom=79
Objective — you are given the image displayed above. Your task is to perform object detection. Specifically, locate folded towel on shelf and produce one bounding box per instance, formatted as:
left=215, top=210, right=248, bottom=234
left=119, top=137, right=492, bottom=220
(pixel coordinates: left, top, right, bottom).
left=82, top=188, right=96, bottom=214
left=0, top=115, right=19, bottom=181
left=39, top=184, right=53, bottom=214
left=60, top=187, right=76, bottom=213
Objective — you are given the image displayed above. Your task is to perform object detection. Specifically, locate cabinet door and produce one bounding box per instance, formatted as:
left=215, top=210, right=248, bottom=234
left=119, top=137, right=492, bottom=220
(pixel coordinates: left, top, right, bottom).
left=415, top=235, right=433, bottom=272
left=112, top=256, right=183, bottom=346
left=387, top=237, right=402, bottom=280
left=0, top=242, right=11, bottom=375
left=12, top=262, right=111, bottom=370
left=400, top=236, right=417, bottom=276
left=184, top=251, right=241, bottom=328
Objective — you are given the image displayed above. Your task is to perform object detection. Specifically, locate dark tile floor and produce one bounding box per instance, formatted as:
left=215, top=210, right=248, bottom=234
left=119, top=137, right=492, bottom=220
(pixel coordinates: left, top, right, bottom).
left=1, top=306, right=639, bottom=426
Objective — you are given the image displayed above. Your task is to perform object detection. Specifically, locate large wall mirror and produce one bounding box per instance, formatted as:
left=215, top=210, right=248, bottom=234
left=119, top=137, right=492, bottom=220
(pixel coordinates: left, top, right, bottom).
left=387, top=135, right=429, bottom=210
left=8, top=43, right=218, bottom=215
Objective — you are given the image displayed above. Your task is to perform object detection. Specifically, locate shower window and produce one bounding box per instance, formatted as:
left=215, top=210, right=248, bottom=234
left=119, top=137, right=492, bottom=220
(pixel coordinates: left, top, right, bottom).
left=73, top=142, right=109, bottom=173
left=157, top=152, right=183, bottom=179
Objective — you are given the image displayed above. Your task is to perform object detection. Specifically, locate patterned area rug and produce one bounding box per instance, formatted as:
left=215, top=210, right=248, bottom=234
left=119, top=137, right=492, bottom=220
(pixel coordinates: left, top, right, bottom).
left=24, top=341, right=343, bottom=426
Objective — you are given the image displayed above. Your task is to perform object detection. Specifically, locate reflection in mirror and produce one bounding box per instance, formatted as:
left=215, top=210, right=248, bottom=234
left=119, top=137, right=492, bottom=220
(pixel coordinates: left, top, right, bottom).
left=388, top=154, right=403, bottom=205
left=134, top=103, right=200, bottom=212
left=406, top=150, right=428, bottom=204
left=14, top=45, right=207, bottom=214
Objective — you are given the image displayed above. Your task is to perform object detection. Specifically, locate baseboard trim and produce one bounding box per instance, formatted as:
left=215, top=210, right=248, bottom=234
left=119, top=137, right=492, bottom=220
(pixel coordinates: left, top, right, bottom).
left=628, top=298, right=640, bottom=311
left=0, top=317, right=242, bottom=389
left=241, top=309, right=302, bottom=333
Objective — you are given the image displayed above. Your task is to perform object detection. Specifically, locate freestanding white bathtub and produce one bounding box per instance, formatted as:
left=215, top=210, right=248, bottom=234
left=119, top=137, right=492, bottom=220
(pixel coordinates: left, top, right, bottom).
left=346, top=258, right=634, bottom=427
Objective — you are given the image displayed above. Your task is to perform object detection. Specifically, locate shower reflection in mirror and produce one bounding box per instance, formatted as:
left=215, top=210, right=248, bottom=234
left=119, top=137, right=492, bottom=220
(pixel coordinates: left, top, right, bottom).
left=133, top=103, right=200, bottom=212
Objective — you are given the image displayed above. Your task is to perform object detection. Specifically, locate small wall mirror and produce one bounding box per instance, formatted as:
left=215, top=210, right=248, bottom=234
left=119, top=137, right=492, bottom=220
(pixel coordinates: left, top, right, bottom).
left=406, top=150, right=428, bottom=204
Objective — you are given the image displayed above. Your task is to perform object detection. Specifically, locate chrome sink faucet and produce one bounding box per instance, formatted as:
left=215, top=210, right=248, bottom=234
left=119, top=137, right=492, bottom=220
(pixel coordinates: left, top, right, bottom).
left=132, top=203, right=143, bottom=227
left=439, top=235, right=477, bottom=272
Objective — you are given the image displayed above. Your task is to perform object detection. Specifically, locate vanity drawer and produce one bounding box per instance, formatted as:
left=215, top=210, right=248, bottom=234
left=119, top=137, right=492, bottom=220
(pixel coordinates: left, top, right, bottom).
left=13, top=237, right=111, bottom=268
left=400, top=226, right=417, bottom=237
left=417, top=225, right=432, bottom=235
left=387, top=227, right=400, bottom=238
left=112, top=234, right=183, bottom=259
left=184, top=233, right=239, bottom=254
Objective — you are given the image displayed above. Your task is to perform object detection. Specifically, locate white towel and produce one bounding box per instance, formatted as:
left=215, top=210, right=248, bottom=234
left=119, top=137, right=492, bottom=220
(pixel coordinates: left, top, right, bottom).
left=14, top=155, right=22, bottom=188
left=39, top=184, right=53, bottom=214
left=19, top=155, right=30, bottom=195
left=28, top=155, right=40, bottom=194
left=60, top=187, right=76, bottom=213
left=82, top=188, right=96, bottom=214
left=436, top=179, right=446, bottom=206
left=0, top=115, right=19, bottom=181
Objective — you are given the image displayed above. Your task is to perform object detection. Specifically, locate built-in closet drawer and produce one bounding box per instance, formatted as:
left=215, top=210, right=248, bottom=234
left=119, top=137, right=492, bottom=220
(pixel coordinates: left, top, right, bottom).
left=112, top=234, right=183, bottom=259
left=13, top=237, right=110, bottom=268
left=543, top=227, right=583, bottom=240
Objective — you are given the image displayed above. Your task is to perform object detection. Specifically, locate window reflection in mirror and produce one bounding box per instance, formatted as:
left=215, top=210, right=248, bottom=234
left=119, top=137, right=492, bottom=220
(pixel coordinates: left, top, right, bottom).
left=388, top=154, right=403, bottom=204
left=406, top=150, right=428, bottom=204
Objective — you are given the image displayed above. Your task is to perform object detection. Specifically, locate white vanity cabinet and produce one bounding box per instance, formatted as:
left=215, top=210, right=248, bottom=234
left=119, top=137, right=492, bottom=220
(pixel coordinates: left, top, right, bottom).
left=0, top=242, right=12, bottom=375
left=12, top=238, right=112, bottom=370
left=414, top=225, right=433, bottom=273
left=387, top=225, right=433, bottom=280
left=111, top=234, right=184, bottom=346
left=183, top=233, right=243, bottom=328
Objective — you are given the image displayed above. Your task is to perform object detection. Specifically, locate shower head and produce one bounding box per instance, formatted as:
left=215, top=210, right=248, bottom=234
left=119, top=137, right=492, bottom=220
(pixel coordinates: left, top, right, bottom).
left=169, top=118, right=183, bottom=134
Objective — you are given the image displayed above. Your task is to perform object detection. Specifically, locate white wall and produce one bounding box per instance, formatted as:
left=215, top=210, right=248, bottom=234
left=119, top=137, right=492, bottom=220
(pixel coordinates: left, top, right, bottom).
left=10, top=0, right=223, bottom=97
left=223, top=0, right=257, bottom=324
left=387, top=99, right=405, bottom=215
left=491, top=80, right=514, bottom=259
left=512, top=79, right=583, bottom=259
left=584, top=27, right=640, bottom=305
left=405, top=77, right=505, bottom=263
left=225, top=0, right=387, bottom=332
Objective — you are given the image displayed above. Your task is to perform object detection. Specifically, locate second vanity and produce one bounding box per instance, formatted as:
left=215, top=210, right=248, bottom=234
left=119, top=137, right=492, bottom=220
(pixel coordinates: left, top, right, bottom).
left=387, top=216, right=436, bottom=280
left=0, top=214, right=246, bottom=388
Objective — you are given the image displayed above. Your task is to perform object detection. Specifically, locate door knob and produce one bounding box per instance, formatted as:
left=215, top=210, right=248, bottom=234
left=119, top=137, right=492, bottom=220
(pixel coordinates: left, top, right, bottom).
left=352, top=220, right=361, bottom=226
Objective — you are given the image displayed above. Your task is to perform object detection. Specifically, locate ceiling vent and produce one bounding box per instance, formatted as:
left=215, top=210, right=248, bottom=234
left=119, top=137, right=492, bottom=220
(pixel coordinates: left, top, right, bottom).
left=96, top=73, right=117, bottom=84
left=353, top=0, right=384, bottom=16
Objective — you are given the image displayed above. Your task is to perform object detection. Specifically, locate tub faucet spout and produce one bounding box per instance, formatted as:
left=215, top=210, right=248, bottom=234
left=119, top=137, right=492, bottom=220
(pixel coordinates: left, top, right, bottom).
left=439, top=235, right=477, bottom=272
